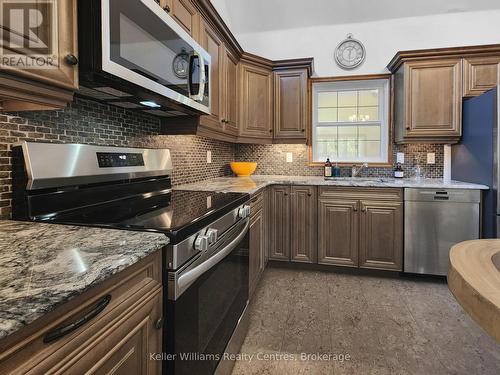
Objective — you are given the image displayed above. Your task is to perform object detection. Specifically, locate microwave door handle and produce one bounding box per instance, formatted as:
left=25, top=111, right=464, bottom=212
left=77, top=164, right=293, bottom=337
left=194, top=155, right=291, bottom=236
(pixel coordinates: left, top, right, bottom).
left=188, top=53, right=196, bottom=98
left=176, top=218, right=249, bottom=297
left=196, top=53, right=206, bottom=102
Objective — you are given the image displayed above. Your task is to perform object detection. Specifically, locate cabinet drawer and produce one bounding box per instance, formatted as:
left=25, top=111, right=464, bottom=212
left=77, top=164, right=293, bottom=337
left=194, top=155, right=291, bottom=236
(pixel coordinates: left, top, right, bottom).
left=319, top=187, right=403, bottom=202
left=0, top=251, right=162, bottom=375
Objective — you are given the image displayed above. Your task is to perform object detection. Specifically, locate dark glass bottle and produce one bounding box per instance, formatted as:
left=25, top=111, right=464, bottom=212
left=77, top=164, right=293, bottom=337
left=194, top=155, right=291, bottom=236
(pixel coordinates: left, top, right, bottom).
left=324, top=158, right=333, bottom=178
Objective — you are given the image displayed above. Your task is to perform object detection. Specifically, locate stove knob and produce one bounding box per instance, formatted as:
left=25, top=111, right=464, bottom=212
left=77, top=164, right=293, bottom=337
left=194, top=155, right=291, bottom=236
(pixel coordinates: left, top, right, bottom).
left=194, top=235, right=209, bottom=252
left=238, top=205, right=251, bottom=219
left=206, top=228, right=218, bottom=244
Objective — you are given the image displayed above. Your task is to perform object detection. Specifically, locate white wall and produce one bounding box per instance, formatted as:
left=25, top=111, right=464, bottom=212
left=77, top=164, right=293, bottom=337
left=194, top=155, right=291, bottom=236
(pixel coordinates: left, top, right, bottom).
left=208, top=0, right=233, bottom=31
left=233, top=10, right=500, bottom=77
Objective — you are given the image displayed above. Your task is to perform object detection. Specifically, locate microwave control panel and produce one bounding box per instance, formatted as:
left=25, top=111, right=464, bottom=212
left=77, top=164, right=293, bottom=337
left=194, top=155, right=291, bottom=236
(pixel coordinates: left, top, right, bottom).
left=96, top=152, right=145, bottom=168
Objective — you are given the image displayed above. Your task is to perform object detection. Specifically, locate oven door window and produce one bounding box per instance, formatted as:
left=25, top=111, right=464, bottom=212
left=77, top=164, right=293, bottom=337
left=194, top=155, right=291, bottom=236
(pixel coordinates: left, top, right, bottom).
left=106, top=0, right=207, bottom=104
left=167, top=229, right=249, bottom=375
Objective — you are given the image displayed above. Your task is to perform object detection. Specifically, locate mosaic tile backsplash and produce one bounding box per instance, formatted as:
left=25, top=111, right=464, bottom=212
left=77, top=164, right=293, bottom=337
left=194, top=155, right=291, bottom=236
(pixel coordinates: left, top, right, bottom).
left=0, top=96, right=445, bottom=219
left=234, top=143, right=444, bottom=179
left=0, top=97, right=235, bottom=219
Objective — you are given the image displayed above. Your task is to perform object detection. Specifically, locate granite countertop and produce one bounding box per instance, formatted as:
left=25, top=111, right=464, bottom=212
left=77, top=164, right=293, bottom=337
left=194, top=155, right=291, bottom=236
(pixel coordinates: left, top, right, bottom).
left=0, top=221, right=169, bottom=340
left=174, top=175, right=489, bottom=195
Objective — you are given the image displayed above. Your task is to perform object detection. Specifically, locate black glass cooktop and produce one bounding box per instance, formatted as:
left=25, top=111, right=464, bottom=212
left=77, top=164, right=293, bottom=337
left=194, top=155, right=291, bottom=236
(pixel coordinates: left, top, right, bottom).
left=34, top=190, right=249, bottom=244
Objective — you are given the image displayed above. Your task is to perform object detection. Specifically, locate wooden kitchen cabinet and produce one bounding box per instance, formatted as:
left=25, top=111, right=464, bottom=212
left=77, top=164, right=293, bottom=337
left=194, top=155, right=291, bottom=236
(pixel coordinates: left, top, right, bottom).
left=393, top=58, right=462, bottom=143
left=273, top=69, right=308, bottom=141
left=359, top=200, right=403, bottom=271
left=249, top=192, right=265, bottom=297
left=222, top=46, right=239, bottom=136
left=318, top=198, right=358, bottom=267
left=161, top=0, right=200, bottom=40
left=463, top=56, right=500, bottom=97
left=290, top=186, right=317, bottom=263
left=199, top=20, right=224, bottom=135
left=317, top=187, right=403, bottom=271
left=0, top=0, right=78, bottom=111
left=269, top=185, right=290, bottom=261
left=0, top=252, right=163, bottom=375
left=238, top=62, right=273, bottom=140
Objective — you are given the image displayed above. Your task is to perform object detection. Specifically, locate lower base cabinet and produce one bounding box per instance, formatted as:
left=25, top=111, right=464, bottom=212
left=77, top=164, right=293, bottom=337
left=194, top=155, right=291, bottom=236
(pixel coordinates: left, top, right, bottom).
left=0, top=252, right=163, bottom=375
left=269, top=185, right=317, bottom=264
left=318, top=187, right=403, bottom=271
left=249, top=192, right=265, bottom=297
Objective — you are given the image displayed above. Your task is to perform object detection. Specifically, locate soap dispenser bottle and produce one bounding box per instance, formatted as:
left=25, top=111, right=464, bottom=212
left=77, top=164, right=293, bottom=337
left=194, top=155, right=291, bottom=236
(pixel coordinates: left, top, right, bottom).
left=324, top=157, right=333, bottom=178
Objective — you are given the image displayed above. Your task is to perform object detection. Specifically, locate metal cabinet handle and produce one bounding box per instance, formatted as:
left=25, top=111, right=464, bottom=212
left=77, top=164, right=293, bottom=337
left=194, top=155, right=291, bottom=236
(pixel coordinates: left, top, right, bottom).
left=164, top=5, right=171, bottom=12
left=43, top=294, right=111, bottom=344
left=269, top=129, right=273, bottom=133
left=361, top=207, right=367, bottom=212
left=301, top=129, right=305, bottom=132
left=64, top=54, right=78, bottom=66
left=353, top=207, right=358, bottom=212
left=154, top=317, right=163, bottom=330
left=307, top=193, right=312, bottom=196
left=405, top=126, right=410, bottom=130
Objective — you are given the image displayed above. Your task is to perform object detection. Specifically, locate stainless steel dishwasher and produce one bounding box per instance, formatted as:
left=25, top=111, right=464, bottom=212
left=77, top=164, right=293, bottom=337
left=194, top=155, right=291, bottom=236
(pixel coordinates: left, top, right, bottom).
left=404, top=188, right=481, bottom=276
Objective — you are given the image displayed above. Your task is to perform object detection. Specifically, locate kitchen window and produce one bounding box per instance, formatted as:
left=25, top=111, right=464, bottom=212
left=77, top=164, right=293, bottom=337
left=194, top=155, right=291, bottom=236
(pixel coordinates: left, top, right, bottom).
left=311, top=78, right=390, bottom=164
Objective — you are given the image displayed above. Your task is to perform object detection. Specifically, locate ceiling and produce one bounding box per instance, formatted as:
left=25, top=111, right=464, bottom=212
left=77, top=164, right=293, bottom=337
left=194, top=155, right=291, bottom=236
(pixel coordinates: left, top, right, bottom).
left=219, top=0, right=500, bottom=34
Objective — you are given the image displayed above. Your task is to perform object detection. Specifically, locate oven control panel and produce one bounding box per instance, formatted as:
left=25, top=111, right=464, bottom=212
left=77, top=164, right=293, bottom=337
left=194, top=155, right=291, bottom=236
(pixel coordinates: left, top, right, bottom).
left=96, top=152, right=145, bottom=168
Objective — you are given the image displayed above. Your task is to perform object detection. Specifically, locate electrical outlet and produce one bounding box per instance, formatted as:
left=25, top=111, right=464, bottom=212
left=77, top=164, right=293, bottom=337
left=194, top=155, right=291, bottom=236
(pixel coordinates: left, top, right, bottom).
left=286, top=152, right=293, bottom=163
left=206, top=196, right=212, bottom=209
left=427, top=153, right=435, bottom=164
left=207, top=150, right=212, bottom=164
left=396, top=152, right=405, bottom=164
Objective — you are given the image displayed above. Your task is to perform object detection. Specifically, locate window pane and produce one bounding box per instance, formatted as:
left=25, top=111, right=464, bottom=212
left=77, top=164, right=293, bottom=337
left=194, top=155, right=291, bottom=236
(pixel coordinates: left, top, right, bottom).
left=316, top=140, right=337, bottom=160
left=318, top=108, right=338, bottom=122
left=338, top=141, right=358, bottom=159
left=338, top=126, right=357, bottom=140
left=338, top=107, right=357, bottom=122
left=358, top=141, right=381, bottom=158
left=358, top=106, right=379, bottom=122
left=338, top=91, right=357, bottom=107
left=317, top=126, right=338, bottom=140
left=359, top=89, right=379, bottom=106
left=318, top=92, right=337, bottom=108
left=358, top=125, right=380, bottom=141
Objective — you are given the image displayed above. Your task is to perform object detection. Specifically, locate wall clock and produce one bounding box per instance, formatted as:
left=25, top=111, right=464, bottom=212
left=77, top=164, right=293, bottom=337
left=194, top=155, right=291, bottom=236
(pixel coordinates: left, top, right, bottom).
left=172, top=49, right=190, bottom=79
left=334, top=34, right=366, bottom=70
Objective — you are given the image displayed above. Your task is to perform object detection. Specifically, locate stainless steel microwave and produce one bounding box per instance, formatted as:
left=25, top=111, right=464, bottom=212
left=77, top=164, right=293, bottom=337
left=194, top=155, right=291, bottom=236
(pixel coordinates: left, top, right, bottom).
left=78, top=0, right=211, bottom=117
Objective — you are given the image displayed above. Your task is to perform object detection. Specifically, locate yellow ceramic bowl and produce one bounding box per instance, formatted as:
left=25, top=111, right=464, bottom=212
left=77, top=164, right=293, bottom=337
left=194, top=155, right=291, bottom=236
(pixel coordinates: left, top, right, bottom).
left=230, top=162, right=257, bottom=177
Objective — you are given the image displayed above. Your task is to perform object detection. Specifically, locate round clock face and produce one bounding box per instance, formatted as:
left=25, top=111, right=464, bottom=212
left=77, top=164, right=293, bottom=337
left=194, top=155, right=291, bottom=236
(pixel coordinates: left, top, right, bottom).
left=335, top=37, right=365, bottom=70
left=172, top=53, right=189, bottom=79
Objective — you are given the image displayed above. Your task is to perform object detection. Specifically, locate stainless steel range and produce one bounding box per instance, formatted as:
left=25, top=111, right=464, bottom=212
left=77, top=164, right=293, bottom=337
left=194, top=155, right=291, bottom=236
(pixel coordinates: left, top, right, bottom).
left=12, top=141, right=250, bottom=375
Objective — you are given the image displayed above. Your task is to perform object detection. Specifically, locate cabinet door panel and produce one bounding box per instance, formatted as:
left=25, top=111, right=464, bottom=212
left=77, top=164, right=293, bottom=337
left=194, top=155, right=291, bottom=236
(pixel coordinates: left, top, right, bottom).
left=223, top=47, right=239, bottom=135
left=199, top=21, right=223, bottom=131
left=359, top=201, right=403, bottom=271
left=164, top=0, right=199, bottom=38
left=269, top=186, right=290, bottom=261
left=463, top=56, right=500, bottom=97
left=290, top=186, right=317, bottom=263
left=274, top=69, right=308, bottom=139
left=318, top=199, right=358, bottom=267
left=239, top=63, right=273, bottom=138
left=0, top=0, right=78, bottom=90
left=405, top=59, right=462, bottom=138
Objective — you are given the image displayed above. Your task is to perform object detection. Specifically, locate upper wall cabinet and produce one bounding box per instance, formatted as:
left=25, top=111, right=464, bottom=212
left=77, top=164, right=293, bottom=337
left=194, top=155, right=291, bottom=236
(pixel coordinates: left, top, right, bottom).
left=392, top=59, right=463, bottom=144
left=161, top=0, right=200, bottom=40
left=463, top=56, right=500, bottom=97
left=0, top=0, right=78, bottom=111
left=238, top=59, right=274, bottom=141
left=273, top=68, right=308, bottom=142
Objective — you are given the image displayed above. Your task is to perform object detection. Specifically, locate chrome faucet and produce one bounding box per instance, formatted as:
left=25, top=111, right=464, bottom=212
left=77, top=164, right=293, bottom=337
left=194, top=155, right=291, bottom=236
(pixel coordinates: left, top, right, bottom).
left=351, top=163, right=368, bottom=177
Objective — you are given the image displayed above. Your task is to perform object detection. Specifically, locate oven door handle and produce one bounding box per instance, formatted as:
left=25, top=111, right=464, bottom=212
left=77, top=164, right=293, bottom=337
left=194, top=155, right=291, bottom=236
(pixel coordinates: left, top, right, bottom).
left=177, top=218, right=249, bottom=296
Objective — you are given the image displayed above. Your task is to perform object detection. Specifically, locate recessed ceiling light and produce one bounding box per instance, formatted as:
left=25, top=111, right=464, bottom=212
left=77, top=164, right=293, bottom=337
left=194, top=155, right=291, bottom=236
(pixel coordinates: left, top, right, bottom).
left=140, top=100, right=161, bottom=108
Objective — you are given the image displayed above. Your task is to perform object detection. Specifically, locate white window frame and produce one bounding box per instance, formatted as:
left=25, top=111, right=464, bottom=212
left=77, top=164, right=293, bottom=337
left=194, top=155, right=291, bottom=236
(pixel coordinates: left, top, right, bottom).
left=312, top=78, right=390, bottom=164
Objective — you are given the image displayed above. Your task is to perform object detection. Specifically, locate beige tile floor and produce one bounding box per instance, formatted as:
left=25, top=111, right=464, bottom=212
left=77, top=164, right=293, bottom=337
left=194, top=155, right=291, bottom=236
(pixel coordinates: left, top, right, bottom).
left=231, top=267, right=500, bottom=375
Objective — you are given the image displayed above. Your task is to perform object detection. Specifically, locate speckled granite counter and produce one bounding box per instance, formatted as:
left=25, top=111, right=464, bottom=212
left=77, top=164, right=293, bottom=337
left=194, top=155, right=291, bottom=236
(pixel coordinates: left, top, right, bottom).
left=0, top=221, right=168, bottom=340
left=175, top=175, right=488, bottom=195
